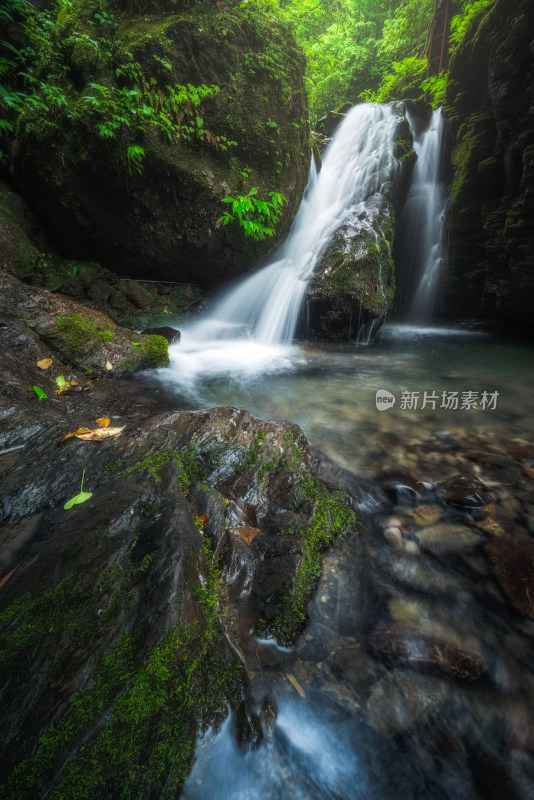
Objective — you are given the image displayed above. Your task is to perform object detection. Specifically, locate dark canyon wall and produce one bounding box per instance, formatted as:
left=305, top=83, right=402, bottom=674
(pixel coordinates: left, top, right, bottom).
left=444, top=0, right=534, bottom=335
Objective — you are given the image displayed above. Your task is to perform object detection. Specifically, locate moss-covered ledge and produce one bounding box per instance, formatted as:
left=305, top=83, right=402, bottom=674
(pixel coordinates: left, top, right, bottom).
left=1, top=269, right=169, bottom=376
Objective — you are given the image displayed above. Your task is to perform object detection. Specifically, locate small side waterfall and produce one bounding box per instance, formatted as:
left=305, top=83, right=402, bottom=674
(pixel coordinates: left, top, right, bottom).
left=170, top=104, right=401, bottom=382
left=397, top=109, right=446, bottom=324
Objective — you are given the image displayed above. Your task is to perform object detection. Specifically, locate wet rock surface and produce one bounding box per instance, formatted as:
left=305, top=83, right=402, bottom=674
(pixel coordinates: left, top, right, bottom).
left=2, top=329, right=534, bottom=798
left=0, top=269, right=169, bottom=378
left=0, top=340, right=360, bottom=796
left=180, top=399, right=534, bottom=800
left=443, top=0, right=534, bottom=334
left=141, top=325, right=181, bottom=344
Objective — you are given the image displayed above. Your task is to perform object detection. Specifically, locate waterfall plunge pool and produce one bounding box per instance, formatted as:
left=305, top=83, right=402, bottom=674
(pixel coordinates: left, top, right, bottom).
left=135, top=326, right=534, bottom=800
left=146, top=325, right=534, bottom=481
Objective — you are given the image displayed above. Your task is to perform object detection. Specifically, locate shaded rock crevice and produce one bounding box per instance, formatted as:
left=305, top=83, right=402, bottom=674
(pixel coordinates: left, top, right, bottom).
left=443, top=0, right=534, bottom=335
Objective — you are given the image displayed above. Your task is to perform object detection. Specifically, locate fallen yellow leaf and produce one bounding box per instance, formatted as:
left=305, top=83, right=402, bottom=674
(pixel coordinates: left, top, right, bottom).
left=105, top=361, right=113, bottom=370
left=58, top=427, right=92, bottom=445
left=74, top=426, right=125, bottom=441
left=96, top=417, right=110, bottom=428
left=56, top=378, right=79, bottom=395
left=37, top=358, right=52, bottom=370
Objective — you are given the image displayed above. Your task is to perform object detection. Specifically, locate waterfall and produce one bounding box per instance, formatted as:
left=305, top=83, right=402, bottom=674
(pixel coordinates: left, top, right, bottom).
left=169, top=103, right=401, bottom=382
left=398, top=108, right=446, bottom=324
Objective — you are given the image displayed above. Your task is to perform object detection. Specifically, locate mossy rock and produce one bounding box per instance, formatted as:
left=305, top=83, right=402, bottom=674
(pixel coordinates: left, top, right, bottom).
left=0, top=180, right=200, bottom=327
left=10, top=3, right=311, bottom=287
left=306, top=194, right=396, bottom=341
left=1, top=269, right=170, bottom=376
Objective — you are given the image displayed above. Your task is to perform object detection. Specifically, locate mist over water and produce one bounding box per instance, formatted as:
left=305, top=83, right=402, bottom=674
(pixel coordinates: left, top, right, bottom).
left=169, top=103, right=402, bottom=386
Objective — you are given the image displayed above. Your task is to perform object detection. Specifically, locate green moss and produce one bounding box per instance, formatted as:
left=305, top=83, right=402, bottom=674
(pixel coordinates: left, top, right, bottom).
left=118, top=334, right=169, bottom=372
left=103, top=458, right=123, bottom=473
left=311, top=219, right=395, bottom=338
left=1, top=553, right=242, bottom=800
left=242, top=430, right=267, bottom=469
left=51, top=313, right=114, bottom=364
left=256, top=480, right=358, bottom=645
left=125, top=445, right=204, bottom=490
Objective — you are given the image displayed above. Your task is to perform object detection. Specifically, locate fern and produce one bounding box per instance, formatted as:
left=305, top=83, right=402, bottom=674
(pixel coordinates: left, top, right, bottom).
left=218, top=188, right=287, bottom=241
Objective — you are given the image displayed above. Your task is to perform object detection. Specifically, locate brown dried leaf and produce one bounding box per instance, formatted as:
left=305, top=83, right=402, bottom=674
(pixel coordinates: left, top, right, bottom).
left=74, top=426, right=125, bottom=441
left=37, top=358, right=52, bottom=370
left=0, top=565, right=18, bottom=591
left=58, top=427, right=93, bottom=445
left=236, top=526, right=260, bottom=545
left=196, top=514, right=209, bottom=530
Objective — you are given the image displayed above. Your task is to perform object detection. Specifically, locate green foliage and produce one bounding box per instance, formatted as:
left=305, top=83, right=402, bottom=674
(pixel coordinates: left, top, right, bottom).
left=64, top=468, right=93, bottom=509
left=218, top=187, right=287, bottom=241
left=363, top=56, right=428, bottom=103
left=377, top=0, right=434, bottom=63
left=420, top=71, right=447, bottom=107
left=449, top=0, right=495, bottom=54
left=31, top=385, right=48, bottom=399
left=0, top=0, right=234, bottom=169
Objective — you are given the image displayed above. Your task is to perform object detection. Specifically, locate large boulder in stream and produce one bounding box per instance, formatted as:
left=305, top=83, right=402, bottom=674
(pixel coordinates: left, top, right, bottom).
left=304, top=102, right=418, bottom=341
left=0, top=324, right=357, bottom=796
left=7, top=2, right=311, bottom=286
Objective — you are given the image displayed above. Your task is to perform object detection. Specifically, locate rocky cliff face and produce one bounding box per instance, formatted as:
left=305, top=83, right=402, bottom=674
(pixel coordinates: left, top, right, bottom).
left=444, top=0, right=534, bottom=334
left=7, top=3, right=311, bottom=287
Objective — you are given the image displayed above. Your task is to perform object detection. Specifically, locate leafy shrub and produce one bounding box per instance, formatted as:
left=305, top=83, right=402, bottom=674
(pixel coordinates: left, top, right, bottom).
left=218, top=188, right=287, bottom=241
left=362, top=56, right=428, bottom=103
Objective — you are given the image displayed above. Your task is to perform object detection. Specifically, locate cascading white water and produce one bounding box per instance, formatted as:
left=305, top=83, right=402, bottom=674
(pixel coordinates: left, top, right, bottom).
left=401, top=108, right=446, bottom=323
left=168, top=104, right=401, bottom=384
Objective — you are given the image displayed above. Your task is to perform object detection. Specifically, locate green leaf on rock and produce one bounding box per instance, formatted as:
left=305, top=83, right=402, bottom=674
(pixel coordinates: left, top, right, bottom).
left=33, top=386, right=47, bottom=399
left=64, top=469, right=93, bottom=509
left=64, top=491, right=92, bottom=509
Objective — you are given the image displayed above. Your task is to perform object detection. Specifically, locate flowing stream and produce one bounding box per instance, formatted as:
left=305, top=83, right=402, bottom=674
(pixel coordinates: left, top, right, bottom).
left=144, top=104, right=534, bottom=799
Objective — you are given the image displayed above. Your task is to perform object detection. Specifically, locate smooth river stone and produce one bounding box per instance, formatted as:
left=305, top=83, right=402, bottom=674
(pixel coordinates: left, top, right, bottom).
left=414, top=523, right=485, bottom=554
left=486, top=533, right=534, bottom=620
left=438, top=471, right=492, bottom=507
left=366, top=670, right=449, bottom=735
left=369, top=623, right=487, bottom=681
